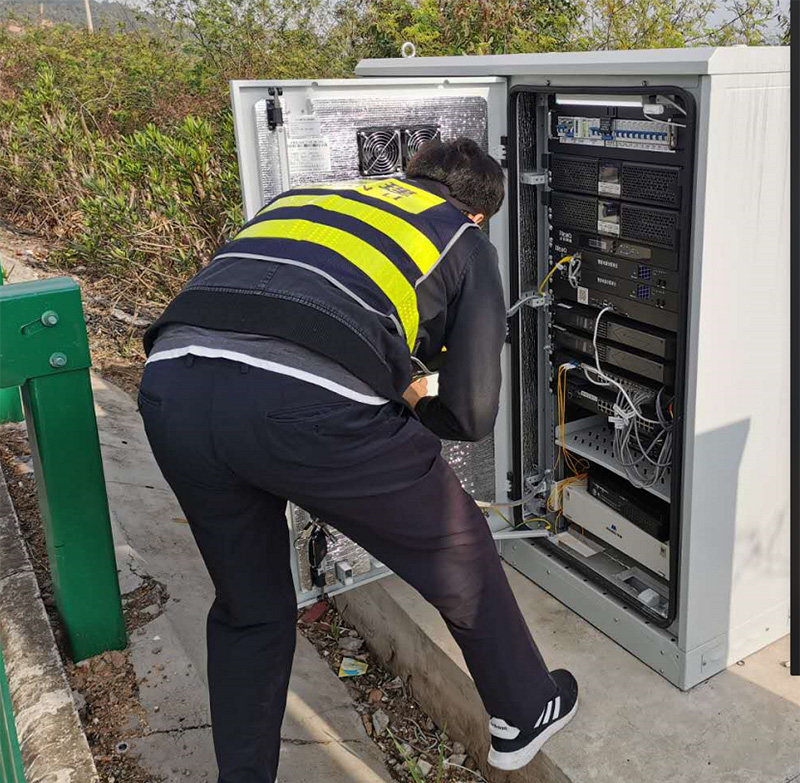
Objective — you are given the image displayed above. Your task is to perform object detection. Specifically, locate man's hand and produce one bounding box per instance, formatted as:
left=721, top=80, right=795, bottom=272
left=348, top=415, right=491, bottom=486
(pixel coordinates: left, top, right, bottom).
left=403, top=376, right=429, bottom=409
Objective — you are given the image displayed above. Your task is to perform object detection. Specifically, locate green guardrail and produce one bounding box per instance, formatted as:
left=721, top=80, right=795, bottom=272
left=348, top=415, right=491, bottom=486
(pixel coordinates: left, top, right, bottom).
left=0, top=263, right=24, bottom=424
left=0, top=277, right=127, bottom=661
left=0, top=640, right=25, bottom=783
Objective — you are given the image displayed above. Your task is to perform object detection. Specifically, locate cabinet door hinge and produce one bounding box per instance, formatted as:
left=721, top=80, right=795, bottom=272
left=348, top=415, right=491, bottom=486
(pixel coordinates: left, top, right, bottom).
left=266, top=87, right=284, bottom=130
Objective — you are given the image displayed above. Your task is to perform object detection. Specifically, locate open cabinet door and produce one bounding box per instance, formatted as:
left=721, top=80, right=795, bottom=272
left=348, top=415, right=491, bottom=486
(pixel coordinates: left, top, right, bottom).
left=229, top=76, right=509, bottom=606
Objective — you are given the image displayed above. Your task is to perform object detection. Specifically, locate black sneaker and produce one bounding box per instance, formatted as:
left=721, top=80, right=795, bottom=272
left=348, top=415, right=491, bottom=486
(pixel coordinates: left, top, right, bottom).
left=487, top=670, right=579, bottom=771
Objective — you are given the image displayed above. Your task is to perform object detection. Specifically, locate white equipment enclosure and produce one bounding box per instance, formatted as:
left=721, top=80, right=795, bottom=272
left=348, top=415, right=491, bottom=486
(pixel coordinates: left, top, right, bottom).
left=229, top=46, right=790, bottom=690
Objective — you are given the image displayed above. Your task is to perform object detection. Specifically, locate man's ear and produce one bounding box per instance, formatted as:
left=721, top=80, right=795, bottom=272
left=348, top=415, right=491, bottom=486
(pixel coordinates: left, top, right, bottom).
left=468, top=213, right=485, bottom=225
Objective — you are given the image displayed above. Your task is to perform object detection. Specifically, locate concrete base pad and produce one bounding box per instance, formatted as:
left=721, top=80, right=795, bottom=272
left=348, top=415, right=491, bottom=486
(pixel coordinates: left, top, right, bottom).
left=338, top=568, right=800, bottom=783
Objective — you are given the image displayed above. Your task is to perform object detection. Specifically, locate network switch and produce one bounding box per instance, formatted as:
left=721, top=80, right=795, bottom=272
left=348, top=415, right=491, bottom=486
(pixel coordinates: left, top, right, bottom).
left=551, top=279, right=678, bottom=331
left=569, top=269, right=680, bottom=314
left=553, top=326, right=674, bottom=384
left=551, top=245, right=679, bottom=292
left=561, top=372, right=660, bottom=436
left=551, top=228, right=679, bottom=271
left=553, top=302, right=676, bottom=359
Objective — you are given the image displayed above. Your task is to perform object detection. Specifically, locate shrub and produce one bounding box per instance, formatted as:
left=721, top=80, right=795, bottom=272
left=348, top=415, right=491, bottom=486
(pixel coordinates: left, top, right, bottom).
left=0, top=25, right=236, bottom=301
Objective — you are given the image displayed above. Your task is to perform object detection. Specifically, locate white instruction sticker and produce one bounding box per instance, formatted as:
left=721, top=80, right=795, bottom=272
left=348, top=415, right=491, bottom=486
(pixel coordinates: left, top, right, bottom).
left=577, top=285, right=589, bottom=305
left=598, top=220, right=621, bottom=236
left=287, top=137, right=332, bottom=175
left=598, top=182, right=621, bottom=197
left=287, top=114, right=322, bottom=139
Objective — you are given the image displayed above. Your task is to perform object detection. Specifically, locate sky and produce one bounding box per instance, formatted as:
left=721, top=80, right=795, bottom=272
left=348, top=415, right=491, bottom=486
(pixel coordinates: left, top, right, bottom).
left=709, top=0, right=787, bottom=34
left=97, top=0, right=789, bottom=37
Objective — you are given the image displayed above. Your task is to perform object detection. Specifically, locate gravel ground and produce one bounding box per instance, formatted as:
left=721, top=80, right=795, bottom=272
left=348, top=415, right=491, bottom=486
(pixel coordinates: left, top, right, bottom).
left=299, top=602, right=486, bottom=783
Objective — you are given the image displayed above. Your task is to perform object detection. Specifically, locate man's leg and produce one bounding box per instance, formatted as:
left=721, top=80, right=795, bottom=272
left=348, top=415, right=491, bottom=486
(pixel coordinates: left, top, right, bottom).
left=219, top=376, right=559, bottom=731
left=139, top=359, right=297, bottom=783
left=295, top=441, right=558, bottom=729
left=181, top=486, right=296, bottom=783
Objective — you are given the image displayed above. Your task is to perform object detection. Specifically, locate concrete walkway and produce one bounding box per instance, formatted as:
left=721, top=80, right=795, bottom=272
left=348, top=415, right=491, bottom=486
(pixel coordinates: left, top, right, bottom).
left=340, top=574, right=799, bottom=783
left=93, top=374, right=391, bottom=783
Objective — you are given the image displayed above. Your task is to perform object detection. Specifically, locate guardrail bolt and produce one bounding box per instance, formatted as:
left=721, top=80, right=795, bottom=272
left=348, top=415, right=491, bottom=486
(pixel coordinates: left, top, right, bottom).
left=49, top=352, right=68, bottom=369
left=41, top=310, right=59, bottom=327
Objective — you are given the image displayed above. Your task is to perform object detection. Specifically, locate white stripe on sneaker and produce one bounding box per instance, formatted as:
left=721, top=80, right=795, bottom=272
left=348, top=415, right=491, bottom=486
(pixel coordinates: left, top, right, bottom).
left=553, top=695, right=561, bottom=721
left=534, top=709, right=544, bottom=729
left=488, top=695, right=579, bottom=772
left=543, top=700, right=553, bottom=725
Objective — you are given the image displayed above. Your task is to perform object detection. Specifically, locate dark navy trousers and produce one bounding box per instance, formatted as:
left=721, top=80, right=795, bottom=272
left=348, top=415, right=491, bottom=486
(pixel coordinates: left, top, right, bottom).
left=138, top=356, right=557, bottom=783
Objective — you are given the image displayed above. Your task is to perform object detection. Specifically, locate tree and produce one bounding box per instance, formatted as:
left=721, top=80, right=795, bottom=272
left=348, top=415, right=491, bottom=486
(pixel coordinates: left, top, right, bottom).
left=148, top=0, right=364, bottom=84
left=576, top=0, right=781, bottom=50
left=357, top=0, right=583, bottom=57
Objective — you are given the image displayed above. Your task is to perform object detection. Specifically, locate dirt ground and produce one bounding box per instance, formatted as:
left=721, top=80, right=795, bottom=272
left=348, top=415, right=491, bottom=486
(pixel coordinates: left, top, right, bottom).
left=0, top=425, right=165, bottom=783
left=1, top=226, right=487, bottom=782
left=298, top=601, right=485, bottom=782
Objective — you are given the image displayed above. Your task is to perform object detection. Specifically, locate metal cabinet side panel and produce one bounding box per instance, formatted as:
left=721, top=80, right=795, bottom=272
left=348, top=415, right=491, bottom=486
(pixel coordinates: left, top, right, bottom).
left=679, top=69, right=791, bottom=657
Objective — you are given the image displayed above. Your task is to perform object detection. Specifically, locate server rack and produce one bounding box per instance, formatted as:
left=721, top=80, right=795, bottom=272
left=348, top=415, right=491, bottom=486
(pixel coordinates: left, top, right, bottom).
left=231, top=46, right=791, bottom=689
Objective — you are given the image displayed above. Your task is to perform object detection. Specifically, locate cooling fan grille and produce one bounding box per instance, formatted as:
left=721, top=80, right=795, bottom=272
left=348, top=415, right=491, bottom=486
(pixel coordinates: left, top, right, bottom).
left=403, top=125, right=441, bottom=165
left=357, top=127, right=402, bottom=177
left=357, top=124, right=441, bottom=178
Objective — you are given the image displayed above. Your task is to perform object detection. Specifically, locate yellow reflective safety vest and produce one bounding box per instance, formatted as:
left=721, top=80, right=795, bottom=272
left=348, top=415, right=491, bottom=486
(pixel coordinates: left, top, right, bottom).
left=216, top=178, right=476, bottom=351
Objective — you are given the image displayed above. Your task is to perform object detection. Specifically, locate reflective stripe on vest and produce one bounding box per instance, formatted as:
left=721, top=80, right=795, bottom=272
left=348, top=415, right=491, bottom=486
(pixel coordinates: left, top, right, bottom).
left=235, top=218, right=420, bottom=347
left=257, top=194, right=441, bottom=276
left=226, top=179, right=472, bottom=350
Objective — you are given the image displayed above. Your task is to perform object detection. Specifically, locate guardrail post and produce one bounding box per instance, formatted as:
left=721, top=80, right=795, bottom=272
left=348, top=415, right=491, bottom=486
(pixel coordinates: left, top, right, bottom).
left=0, top=262, right=24, bottom=424
left=0, top=640, right=25, bottom=783
left=0, top=277, right=127, bottom=661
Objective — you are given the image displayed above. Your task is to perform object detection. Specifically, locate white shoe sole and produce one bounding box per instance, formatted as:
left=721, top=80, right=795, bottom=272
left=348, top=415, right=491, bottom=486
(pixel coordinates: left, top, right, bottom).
left=487, top=696, right=579, bottom=771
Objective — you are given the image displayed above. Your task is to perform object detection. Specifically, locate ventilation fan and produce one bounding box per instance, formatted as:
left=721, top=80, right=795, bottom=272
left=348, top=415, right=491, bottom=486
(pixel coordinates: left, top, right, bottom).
left=402, top=125, right=441, bottom=166
left=357, top=127, right=402, bottom=177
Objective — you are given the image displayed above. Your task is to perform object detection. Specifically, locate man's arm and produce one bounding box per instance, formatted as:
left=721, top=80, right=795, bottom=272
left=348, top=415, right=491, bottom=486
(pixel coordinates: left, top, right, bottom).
left=415, top=239, right=506, bottom=442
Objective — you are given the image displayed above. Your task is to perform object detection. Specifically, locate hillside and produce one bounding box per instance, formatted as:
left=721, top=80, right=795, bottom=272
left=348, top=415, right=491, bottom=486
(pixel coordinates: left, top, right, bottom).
left=0, top=0, right=153, bottom=29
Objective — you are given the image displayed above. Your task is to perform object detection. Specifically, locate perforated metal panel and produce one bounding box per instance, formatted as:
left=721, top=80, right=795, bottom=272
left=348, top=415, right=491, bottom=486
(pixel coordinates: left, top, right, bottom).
left=550, top=192, right=597, bottom=233
left=622, top=163, right=681, bottom=207
left=620, top=203, right=678, bottom=249
left=255, top=94, right=489, bottom=205
left=550, top=156, right=598, bottom=195
left=516, top=93, right=539, bottom=479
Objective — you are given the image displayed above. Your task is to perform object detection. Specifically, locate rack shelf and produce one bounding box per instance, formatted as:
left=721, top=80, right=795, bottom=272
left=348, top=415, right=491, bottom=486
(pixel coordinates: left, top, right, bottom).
left=555, top=416, right=671, bottom=503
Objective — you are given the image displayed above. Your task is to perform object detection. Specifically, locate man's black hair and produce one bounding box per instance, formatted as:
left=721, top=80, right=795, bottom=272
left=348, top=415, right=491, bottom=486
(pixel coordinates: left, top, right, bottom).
left=405, top=137, right=505, bottom=219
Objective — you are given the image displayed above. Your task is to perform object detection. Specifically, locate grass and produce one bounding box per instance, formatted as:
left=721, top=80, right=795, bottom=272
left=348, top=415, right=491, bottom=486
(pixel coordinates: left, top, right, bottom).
left=388, top=727, right=448, bottom=782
